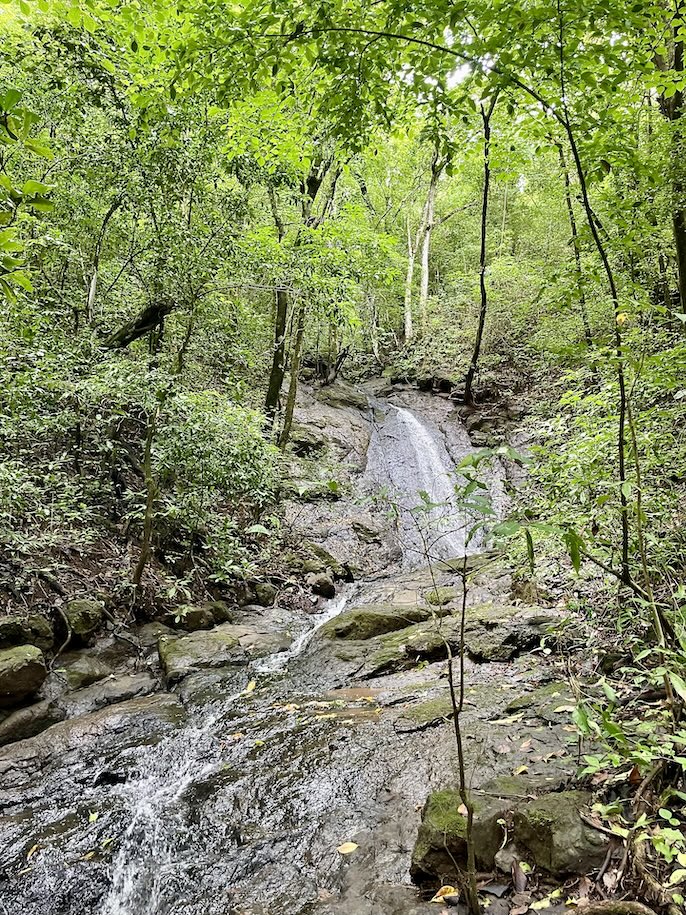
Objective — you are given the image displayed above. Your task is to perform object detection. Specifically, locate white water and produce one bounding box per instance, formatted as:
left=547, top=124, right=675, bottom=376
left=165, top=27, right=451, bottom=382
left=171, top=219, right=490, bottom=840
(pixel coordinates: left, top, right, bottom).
left=365, top=404, right=480, bottom=567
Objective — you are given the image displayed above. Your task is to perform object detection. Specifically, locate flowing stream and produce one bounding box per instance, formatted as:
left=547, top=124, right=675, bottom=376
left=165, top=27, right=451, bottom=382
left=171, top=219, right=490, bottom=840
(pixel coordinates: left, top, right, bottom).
left=0, top=391, right=511, bottom=915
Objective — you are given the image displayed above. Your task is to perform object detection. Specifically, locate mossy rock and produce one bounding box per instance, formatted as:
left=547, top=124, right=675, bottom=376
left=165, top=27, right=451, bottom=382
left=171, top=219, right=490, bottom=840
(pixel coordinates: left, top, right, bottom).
left=0, top=614, right=54, bottom=651
left=63, top=599, right=104, bottom=644
left=166, top=606, right=215, bottom=632
left=289, top=422, right=328, bottom=455
left=304, top=542, right=347, bottom=580
left=0, top=645, right=47, bottom=707
left=395, top=694, right=455, bottom=733
left=506, top=681, right=575, bottom=723
left=425, top=586, right=457, bottom=607
left=158, top=624, right=244, bottom=683
left=319, top=604, right=435, bottom=641
left=364, top=618, right=456, bottom=676
left=410, top=788, right=510, bottom=885
left=513, top=791, right=608, bottom=874
left=59, top=653, right=112, bottom=690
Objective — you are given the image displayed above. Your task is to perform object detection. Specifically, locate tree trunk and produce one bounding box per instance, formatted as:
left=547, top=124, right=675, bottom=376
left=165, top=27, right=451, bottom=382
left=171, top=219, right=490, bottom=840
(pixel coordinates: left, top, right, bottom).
left=105, top=299, right=174, bottom=349
left=557, top=142, right=594, bottom=348
left=464, top=92, right=499, bottom=405
left=655, top=5, right=686, bottom=308
left=279, top=302, right=306, bottom=449
left=418, top=147, right=442, bottom=330
left=86, top=195, right=122, bottom=326
left=264, top=286, right=289, bottom=425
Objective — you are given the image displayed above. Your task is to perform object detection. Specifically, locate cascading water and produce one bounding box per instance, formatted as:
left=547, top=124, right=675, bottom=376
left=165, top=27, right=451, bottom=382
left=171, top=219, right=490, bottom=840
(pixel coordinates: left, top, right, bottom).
left=365, top=402, right=491, bottom=567
left=0, top=391, right=508, bottom=915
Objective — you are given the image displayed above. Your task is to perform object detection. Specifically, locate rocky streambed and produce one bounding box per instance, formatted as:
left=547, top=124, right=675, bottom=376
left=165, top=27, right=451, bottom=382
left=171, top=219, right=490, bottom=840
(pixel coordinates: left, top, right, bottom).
left=0, top=382, right=599, bottom=915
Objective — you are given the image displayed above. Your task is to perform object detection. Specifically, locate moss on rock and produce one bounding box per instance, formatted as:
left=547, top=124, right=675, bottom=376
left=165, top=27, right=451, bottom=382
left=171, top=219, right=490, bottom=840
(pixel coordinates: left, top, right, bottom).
left=0, top=645, right=47, bottom=706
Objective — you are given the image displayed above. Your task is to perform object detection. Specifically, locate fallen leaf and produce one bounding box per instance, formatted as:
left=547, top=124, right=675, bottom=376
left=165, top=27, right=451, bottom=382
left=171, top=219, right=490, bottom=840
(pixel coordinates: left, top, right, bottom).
left=514, top=765, right=529, bottom=775
left=88, top=811, right=99, bottom=823
left=512, top=859, right=528, bottom=893
left=26, top=844, right=40, bottom=860
left=430, top=885, right=458, bottom=903
left=628, top=765, right=642, bottom=786
left=577, top=875, right=592, bottom=899
left=458, top=804, right=468, bottom=816
left=520, top=739, right=532, bottom=750
left=337, top=842, right=358, bottom=855
left=491, top=712, right=525, bottom=724
left=553, top=704, right=575, bottom=713
left=245, top=680, right=256, bottom=693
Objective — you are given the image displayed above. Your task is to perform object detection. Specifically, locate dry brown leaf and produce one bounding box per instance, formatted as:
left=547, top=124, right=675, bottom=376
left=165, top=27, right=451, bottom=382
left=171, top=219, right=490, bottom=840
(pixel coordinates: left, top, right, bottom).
left=512, top=859, right=528, bottom=893
left=457, top=804, right=468, bottom=816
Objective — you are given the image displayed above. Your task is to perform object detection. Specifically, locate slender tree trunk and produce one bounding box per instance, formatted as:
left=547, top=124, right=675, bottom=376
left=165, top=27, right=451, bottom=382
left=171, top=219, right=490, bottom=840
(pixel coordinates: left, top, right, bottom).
left=86, top=195, right=122, bottom=325
left=464, top=92, right=499, bottom=405
left=557, top=0, right=631, bottom=585
left=279, top=302, right=306, bottom=449
left=265, top=286, right=289, bottom=425
left=557, top=142, right=594, bottom=348
left=404, top=214, right=418, bottom=342
left=655, top=3, right=686, bottom=307
left=132, top=404, right=160, bottom=591
left=418, top=147, right=442, bottom=330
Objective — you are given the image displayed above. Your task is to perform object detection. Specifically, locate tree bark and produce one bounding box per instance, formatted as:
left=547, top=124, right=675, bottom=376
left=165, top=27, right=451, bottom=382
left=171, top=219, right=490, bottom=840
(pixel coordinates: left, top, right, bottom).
left=418, top=146, right=442, bottom=329
left=464, top=92, right=499, bottom=405
left=278, top=302, right=306, bottom=450
left=105, top=299, right=174, bottom=349
left=86, top=195, right=122, bottom=326
left=557, top=142, right=594, bottom=348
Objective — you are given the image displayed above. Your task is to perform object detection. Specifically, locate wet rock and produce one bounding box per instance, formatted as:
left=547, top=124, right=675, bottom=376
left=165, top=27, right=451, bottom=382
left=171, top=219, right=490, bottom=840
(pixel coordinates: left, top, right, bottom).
left=0, top=693, right=187, bottom=794
left=0, top=645, right=47, bottom=706
left=319, top=604, right=440, bottom=641
left=0, top=613, right=54, bottom=651
left=289, top=479, right=342, bottom=502
left=62, top=599, right=104, bottom=644
left=59, top=672, right=157, bottom=718
left=513, top=790, right=608, bottom=874
left=166, top=605, right=215, bottom=632
left=364, top=619, right=449, bottom=676
left=177, top=669, right=247, bottom=706
left=254, top=582, right=278, bottom=607
left=158, top=624, right=245, bottom=683
left=410, top=788, right=510, bottom=885
left=56, top=653, right=112, bottom=690
left=307, top=571, right=336, bottom=599
left=0, top=699, right=64, bottom=746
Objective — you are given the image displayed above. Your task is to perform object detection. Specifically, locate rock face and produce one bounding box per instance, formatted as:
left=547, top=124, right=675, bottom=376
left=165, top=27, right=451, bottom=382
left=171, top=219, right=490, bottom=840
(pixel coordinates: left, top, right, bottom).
left=58, top=653, right=112, bottom=690
left=158, top=624, right=245, bottom=683
left=0, top=693, right=187, bottom=795
left=514, top=790, right=608, bottom=874
left=0, top=645, right=47, bottom=706
left=0, top=699, right=64, bottom=746
left=63, top=599, right=104, bottom=644
left=254, top=582, right=278, bottom=607
left=410, top=788, right=510, bottom=885
left=0, top=614, right=54, bottom=651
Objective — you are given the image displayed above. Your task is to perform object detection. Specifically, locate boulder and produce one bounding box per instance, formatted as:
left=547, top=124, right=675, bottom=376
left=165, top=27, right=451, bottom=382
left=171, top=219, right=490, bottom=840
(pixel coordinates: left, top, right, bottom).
left=59, top=672, right=157, bottom=719
left=505, top=681, right=575, bottom=724
left=203, top=600, right=234, bottom=623
left=306, top=572, right=335, bottom=599
left=464, top=604, right=560, bottom=662
left=0, top=614, right=54, bottom=651
left=319, top=604, right=438, bottom=641
left=62, top=599, right=104, bottom=644
left=513, top=791, right=608, bottom=874
left=158, top=624, right=245, bottom=683
left=289, top=422, right=328, bottom=455
left=0, top=699, right=64, bottom=746
left=254, top=582, right=278, bottom=607
left=167, top=605, right=215, bottom=632
left=0, top=645, right=47, bottom=706
left=58, top=653, right=112, bottom=690
left=410, top=789, right=510, bottom=885
left=304, top=542, right=349, bottom=580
